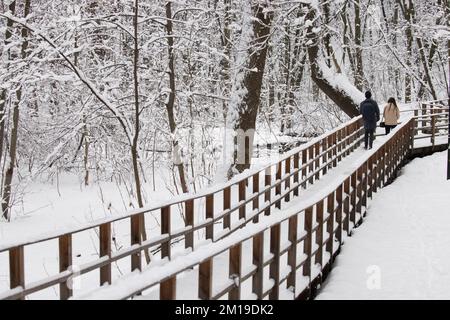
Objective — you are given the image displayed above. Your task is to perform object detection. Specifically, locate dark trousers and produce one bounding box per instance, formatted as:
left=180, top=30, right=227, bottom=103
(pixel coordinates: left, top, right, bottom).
left=364, top=128, right=375, bottom=149
left=385, top=125, right=397, bottom=135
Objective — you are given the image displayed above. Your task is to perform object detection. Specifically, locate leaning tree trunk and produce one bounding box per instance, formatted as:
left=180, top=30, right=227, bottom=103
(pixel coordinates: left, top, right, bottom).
left=305, top=4, right=360, bottom=118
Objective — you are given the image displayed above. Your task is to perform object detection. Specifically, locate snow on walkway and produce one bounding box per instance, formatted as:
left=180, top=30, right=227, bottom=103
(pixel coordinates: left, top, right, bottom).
left=317, top=151, right=450, bottom=300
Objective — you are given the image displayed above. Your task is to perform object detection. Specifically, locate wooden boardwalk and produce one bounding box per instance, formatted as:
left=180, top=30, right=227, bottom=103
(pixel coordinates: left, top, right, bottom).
left=0, top=100, right=448, bottom=300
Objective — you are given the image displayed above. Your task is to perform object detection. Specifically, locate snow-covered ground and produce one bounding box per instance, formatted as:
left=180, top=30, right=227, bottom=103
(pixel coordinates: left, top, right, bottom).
left=317, top=151, right=450, bottom=300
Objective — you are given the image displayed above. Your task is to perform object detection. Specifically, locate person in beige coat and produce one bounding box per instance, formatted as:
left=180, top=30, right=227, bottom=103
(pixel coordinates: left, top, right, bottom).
left=383, top=97, right=400, bottom=134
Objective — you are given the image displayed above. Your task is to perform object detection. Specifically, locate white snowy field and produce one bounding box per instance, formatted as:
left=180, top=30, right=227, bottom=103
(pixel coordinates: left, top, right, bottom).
left=317, top=150, right=450, bottom=300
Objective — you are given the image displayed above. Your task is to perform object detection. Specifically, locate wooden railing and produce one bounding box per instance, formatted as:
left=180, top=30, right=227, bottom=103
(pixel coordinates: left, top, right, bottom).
left=0, top=100, right=448, bottom=300
left=0, top=115, right=364, bottom=300
left=412, top=100, right=449, bottom=148
left=79, top=115, right=417, bottom=300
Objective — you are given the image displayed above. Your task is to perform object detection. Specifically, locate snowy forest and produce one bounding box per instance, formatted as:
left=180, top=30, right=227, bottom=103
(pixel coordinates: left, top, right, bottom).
left=0, top=0, right=448, bottom=225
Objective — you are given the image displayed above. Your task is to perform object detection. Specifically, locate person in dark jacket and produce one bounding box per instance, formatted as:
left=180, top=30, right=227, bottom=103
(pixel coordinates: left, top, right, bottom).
left=360, top=90, right=380, bottom=149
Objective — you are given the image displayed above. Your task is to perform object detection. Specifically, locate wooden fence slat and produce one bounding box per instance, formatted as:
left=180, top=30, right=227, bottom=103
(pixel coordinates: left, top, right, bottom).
left=326, top=192, right=335, bottom=262
left=160, top=276, right=176, bottom=300
left=9, top=246, right=25, bottom=299
left=252, top=232, right=264, bottom=299
left=275, top=161, right=282, bottom=209
left=59, top=234, right=72, bottom=300
left=285, top=156, right=291, bottom=202
left=264, top=167, right=271, bottom=216
left=315, top=200, right=324, bottom=267
left=314, top=143, right=320, bottom=180
left=239, top=180, right=246, bottom=219
left=161, top=206, right=177, bottom=301
left=269, top=224, right=281, bottom=299
left=161, top=206, right=171, bottom=259
left=252, top=173, right=260, bottom=223
left=223, top=187, right=231, bottom=229
left=308, top=145, right=314, bottom=185
left=343, top=178, right=350, bottom=235
left=301, top=150, right=307, bottom=189
left=99, top=223, right=111, bottom=286
left=335, top=185, right=343, bottom=245
left=293, top=153, right=300, bottom=196
left=303, top=207, right=313, bottom=285
left=206, top=194, right=214, bottom=240
left=185, top=199, right=194, bottom=249
left=130, top=214, right=142, bottom=272
left=350, top=172, right=357, bottom=227
left=228, top=243, right=242, bottom=299
left=199, top=258, right=213, bottom=300
left=287, top=215, right=298, bottom=290
left=322, top=138, right=328, bottom=175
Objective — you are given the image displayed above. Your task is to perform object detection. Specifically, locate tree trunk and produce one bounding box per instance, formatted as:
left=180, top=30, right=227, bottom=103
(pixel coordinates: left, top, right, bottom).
left=165, top=1, right=189, bottom=194
left=228, top=1, right=274, bottom=177
left=0, top=0, right=16, bottom=193
left=2, top=0, right=30, bottom=221
left=132, top=0, right=151, bottom=264
left=354, top=0, right=365, bottom=91
left=306, top=5, right=360, bottom=118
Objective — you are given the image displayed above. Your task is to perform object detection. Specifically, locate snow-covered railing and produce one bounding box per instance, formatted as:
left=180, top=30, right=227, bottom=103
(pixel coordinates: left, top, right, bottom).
left=73, top=114, right=417, bottom=300
left=412, top=101, right=449, bottom=148
left=0, top=115, right=365, bottom=300
left=0, top=100, right=447, bottom=300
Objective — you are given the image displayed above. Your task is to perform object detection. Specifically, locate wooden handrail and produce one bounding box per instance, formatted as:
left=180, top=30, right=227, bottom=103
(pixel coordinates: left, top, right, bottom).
left=74, top=116, right=416, bottom=300
left=0, top=101, right=448, bottom=300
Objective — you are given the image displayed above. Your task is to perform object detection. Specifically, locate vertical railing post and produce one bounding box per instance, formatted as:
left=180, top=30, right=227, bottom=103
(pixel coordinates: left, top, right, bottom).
left=239, top=180, right=246, bottom=219
left=301, top=150, right=307, bottom=189
left=228, top=243, right=242, bottom=300
left=332, top=132, right=337, bottom=167
left=59, top=234, right=72, bottom=300
left=265, top=166, right=271, bottom=216
left=285, top=156, right=291, bottom=202
left=287, top=215, right=298, bottom=291
left=367, top=156, right=373, bottom=199
left=130, top=214, right=142, bottom=272
left=303, top=207, right=313, bottom=294
left=315, top=200, right=324, bottom=268
left=99, top=223, right=112, bottom=286
left=9, top=246, right=25, bottom=300
left=160, top=205, right=176, bottom=299
left=308, top=145, right=314, bottom=185
left=252, top=173, right=260, bottom=223
left=161, top=206, right=171, bottom=259
left=350, top=172, right=357, bottom=228
left=314, top=143, right=320, bottom=180
left=343, top=178, right=350, bottom=236
left=275, top=161, right=282, bottom=209
left=322, top=138, right=328, bottom=175
left=269, top=224, right=281, bottom=299
left=198, top=258, right=212, bottom=300
left=293, top=153, right=300, bottom=196
left=252, top=232, right=264, bottom=299
left=205, top=194, right=214, bottom=240
left=335, top=185, right=343, bottom=246
left=223, top=187, right=231, bottom=230
left=185, top=199, right=194, bottom=249
left=326, top=192, right=335, bottom=263
left=362, top=162, right=368, bottom=217
left=431, top=109, right=436, bottom=147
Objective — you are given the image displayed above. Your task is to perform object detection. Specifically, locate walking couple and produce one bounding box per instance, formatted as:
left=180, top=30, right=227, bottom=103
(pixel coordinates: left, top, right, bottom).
left=359, top=90, right=400, bottom=150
